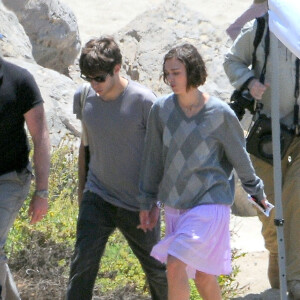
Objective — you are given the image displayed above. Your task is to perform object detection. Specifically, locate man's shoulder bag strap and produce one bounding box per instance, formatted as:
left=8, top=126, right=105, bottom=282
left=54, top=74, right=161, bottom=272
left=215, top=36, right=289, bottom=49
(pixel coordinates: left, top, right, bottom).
left=80, top=83, right=90, bottom=146
left=252, top=15, right=266, bottom=70
left=80, top=83, right=91, bottom=175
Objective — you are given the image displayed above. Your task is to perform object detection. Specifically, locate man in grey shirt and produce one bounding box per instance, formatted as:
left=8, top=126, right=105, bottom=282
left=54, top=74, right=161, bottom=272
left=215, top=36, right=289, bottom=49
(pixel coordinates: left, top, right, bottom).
left=66, top=36, right=167, bottom=300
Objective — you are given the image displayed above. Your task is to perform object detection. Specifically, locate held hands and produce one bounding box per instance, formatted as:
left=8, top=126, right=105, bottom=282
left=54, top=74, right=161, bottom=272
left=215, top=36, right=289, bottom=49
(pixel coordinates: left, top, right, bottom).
left=138, top=205, right=160, bottom=232
left=28, top=194, right=48, bottom=224
left=248, top=79, right=270, bottom=100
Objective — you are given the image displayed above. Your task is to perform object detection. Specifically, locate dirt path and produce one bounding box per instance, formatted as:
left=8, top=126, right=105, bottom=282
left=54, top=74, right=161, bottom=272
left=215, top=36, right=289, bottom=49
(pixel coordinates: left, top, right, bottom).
left=231, top=216, right=281, bottom=299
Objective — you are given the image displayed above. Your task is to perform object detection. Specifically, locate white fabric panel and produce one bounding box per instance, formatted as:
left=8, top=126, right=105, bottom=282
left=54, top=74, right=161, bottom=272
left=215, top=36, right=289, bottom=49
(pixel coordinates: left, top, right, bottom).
left=268, top=0, right=300, bottom=58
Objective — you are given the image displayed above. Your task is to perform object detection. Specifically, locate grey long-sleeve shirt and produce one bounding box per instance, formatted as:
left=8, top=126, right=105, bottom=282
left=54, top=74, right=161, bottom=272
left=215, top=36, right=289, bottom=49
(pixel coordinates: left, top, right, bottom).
left=139, top=94, right=265, bottom=210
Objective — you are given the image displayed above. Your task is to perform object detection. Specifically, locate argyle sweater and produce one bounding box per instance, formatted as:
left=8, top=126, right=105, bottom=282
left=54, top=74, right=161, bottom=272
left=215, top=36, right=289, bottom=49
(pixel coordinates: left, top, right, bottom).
left=139, top=94, right=265, bottom=210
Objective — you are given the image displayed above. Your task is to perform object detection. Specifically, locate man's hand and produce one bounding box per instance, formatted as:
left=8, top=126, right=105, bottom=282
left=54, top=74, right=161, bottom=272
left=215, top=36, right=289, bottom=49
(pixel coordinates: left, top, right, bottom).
left=148, top=205, right=160, bottom=230
left=138, top=210, right=150, bottom=232
left=248, top=78, right=270, bottom=100
left=28, top=194, right=48, bottom=224
left=138, top=206, right=160, bottom=232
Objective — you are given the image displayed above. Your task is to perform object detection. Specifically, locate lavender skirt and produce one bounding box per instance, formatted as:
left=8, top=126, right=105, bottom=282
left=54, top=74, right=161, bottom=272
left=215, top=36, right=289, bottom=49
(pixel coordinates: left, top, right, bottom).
left=151, top=204, right=232, bottom=279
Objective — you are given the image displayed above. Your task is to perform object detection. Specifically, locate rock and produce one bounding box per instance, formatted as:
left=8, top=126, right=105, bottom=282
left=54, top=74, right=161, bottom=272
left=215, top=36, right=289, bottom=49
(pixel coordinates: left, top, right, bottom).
left=232, top=288, right=281, bottom=300
left=0, top=3, right=34, bottom=61
left=5, top=57, right=80, bottom=145
left=115, top=0, right=232, bottom=101
left=2, top=0, right=81, bottom=75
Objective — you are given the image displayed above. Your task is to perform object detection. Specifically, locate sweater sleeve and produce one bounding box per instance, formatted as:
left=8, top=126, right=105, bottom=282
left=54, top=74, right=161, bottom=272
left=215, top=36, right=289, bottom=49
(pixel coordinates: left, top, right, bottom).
left=221, top=108, right=266, bottom=201
left=138, top=103, right=165, bottom=210
left=223, top=19, right=258, bottom=90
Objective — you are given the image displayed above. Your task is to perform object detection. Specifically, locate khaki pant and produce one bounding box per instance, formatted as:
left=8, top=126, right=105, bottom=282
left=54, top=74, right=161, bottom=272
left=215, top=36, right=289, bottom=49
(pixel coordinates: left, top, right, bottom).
left=251, top=136, right=300, bottom=282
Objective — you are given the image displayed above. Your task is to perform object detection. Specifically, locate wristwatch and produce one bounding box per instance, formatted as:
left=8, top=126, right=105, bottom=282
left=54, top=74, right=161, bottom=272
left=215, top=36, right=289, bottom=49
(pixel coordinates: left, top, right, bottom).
left=156, top=201, right=164, bottom=209
left=34, top=190, right=49, bottom=199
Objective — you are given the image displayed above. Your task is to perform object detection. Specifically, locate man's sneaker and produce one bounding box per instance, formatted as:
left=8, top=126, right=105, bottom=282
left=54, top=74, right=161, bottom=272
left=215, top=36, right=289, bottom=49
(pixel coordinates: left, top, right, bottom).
left=288, top=280, right=300, bottom=300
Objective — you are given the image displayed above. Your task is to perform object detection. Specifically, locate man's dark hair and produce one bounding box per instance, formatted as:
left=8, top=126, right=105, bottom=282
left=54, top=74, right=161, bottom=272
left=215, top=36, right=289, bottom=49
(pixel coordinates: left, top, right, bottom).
left=79, top=36, right=122, bottom=77
left=163, top=43, right=207, bottom=90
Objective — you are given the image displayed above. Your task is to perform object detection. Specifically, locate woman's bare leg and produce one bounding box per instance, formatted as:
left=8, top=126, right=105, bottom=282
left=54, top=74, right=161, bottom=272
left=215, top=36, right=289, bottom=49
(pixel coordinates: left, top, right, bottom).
left=167, top=255, right=189, bottom=300
left=194, top=270, right=222, bottom=300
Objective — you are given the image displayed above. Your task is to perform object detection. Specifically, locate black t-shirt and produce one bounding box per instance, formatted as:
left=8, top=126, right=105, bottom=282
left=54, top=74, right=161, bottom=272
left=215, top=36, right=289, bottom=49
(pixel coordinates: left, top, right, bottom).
left=0, top=58, right=43, bottom=175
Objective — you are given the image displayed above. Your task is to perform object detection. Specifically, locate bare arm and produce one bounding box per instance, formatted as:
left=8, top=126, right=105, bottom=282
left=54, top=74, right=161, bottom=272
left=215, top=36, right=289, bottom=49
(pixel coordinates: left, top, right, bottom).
left=25, top=103, right=50, bottom=224
left=78, top=141, right=86, bottom=206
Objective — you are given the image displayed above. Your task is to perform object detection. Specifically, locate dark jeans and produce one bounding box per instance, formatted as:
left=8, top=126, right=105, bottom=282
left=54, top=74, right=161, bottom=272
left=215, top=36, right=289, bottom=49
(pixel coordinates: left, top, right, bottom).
left=67, top=191, right=167, bottom=300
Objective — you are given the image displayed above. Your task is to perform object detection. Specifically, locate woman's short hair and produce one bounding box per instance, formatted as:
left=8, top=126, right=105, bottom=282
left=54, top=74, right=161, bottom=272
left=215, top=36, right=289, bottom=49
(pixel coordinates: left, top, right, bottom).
left=163, top=43, right=207, bottom=90
left=79, top=36, right=122, bottom=77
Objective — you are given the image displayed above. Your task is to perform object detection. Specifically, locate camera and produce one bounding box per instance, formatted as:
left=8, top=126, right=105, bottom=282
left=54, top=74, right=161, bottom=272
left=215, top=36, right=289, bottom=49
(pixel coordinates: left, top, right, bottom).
left=229, top=89, right=255, bottom=120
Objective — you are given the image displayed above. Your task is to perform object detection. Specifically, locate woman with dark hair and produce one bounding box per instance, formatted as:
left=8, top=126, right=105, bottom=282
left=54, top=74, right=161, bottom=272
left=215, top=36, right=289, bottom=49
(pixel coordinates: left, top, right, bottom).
left=138, top=43, right=268, bottom=300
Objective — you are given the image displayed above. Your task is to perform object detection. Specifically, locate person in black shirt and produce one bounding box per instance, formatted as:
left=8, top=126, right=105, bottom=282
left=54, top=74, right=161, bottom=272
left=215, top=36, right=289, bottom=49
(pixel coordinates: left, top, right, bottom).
left=0, top=57, right=50, bottom=299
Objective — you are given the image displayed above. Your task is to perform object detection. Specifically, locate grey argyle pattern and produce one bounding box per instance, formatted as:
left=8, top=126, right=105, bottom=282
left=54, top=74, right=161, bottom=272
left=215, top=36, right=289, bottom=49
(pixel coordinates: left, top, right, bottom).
left=139, top=94, right=265, bottom=210
left=159, top=97, right=225, bottom=208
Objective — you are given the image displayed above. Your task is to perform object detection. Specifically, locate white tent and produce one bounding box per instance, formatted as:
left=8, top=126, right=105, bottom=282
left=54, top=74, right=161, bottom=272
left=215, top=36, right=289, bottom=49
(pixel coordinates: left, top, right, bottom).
left=269, top=0, right=300, bottom=58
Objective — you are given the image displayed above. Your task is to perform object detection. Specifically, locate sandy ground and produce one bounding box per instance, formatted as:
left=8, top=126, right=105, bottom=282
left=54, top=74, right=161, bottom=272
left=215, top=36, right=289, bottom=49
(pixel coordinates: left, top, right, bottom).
left=61, top=0, right=273, bottom=297
left=230, top=216, right=270, bottom=296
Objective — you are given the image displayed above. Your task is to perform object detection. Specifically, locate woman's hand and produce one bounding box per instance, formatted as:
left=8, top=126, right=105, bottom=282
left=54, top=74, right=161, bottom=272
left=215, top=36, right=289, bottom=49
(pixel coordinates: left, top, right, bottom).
left=260, top=197, right=269, bottom=210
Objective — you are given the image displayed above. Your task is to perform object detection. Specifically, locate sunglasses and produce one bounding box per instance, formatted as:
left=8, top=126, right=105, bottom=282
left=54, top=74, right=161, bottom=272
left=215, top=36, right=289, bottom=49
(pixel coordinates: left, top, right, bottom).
left=80, top=73, right=109, bottom=83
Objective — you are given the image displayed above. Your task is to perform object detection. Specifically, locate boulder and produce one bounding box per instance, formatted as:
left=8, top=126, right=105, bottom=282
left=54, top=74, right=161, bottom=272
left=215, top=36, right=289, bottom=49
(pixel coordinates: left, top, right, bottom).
left=5, top=57, right=80, bottom=146
left=2, top=0, right=81, bottom=75
left=115, top=0, right=232, bottom=101
left=0, top=3, right=34, bottom=61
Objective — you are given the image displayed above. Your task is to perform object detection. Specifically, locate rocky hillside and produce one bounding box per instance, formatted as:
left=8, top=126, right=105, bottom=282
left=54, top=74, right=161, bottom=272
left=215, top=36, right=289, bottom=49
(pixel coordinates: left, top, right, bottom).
left=0, top=0, right=255, bottom=215
left=0, top=0, right=235, bottom=143
left=0, top=0, right=81, bottom=144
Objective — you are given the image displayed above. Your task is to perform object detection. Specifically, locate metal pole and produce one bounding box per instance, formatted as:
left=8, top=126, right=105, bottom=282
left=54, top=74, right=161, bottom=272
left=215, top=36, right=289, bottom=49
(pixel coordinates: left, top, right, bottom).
left=270, top=31, right=288, bottom=300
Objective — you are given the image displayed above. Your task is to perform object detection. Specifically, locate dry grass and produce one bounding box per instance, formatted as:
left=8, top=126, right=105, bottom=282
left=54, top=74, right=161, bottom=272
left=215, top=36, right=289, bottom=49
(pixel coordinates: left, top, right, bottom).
left=11, top=232, right=150, bottom=300
left=11, top=232, right=71, bottom=300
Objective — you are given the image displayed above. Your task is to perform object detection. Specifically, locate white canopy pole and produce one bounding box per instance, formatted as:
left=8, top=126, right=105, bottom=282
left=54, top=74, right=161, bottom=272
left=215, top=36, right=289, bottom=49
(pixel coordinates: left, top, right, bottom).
left=268, top=0, right=300, bottom=298
left=269, top=30, right=288, bottom=300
